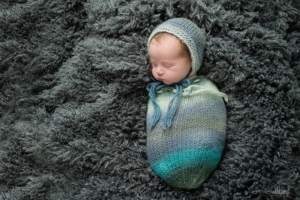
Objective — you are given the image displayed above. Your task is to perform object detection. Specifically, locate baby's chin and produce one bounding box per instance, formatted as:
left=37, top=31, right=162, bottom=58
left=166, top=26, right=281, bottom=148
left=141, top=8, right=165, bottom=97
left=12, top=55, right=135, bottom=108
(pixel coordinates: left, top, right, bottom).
left=154, top=76, right=180, bottom=85
left=162, top=80, right=175, bottom=85
left=159, top=79, right=176, bottom=85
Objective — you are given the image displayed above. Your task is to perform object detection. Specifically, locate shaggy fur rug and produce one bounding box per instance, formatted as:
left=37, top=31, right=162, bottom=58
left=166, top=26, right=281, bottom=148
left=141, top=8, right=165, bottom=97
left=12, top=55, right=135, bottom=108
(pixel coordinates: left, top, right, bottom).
left=0, top=0, right=299, bottom=199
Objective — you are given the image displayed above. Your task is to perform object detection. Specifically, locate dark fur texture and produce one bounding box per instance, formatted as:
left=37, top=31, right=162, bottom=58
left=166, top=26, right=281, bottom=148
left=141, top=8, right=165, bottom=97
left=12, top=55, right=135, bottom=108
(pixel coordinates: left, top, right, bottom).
left=0, top=0, right=299, bottom=199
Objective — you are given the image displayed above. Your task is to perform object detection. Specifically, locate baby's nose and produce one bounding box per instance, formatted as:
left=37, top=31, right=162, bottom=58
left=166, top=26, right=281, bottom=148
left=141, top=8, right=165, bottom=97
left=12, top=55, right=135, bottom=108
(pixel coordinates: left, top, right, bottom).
left=156, top=66, right=164, bottom=75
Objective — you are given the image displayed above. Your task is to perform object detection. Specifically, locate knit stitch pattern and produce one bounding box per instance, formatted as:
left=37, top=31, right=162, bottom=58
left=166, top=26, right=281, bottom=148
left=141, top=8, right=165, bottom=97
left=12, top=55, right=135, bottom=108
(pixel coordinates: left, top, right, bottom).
left=147, top=18, right=206, bottom=76
left=146, top=76, right=228, bottom=189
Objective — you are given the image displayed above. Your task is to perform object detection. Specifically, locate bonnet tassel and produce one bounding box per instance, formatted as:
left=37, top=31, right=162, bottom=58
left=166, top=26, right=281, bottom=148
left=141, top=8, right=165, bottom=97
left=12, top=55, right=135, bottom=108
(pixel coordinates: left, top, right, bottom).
left=146, top=79, right=190, bottom=130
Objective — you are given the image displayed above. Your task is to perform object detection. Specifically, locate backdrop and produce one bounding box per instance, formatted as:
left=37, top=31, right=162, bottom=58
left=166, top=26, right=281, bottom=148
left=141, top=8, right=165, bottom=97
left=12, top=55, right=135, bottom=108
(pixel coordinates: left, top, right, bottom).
left=0, top=0, right=299, bottom=199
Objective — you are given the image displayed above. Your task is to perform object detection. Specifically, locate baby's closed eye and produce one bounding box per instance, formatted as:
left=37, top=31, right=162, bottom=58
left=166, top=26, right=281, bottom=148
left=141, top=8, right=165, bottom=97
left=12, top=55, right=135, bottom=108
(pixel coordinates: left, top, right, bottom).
left=151, top=63, right=158, bottom=67
left=161, top=62, right=174, bottom=68
left=163, top=64, right=173, bottom=68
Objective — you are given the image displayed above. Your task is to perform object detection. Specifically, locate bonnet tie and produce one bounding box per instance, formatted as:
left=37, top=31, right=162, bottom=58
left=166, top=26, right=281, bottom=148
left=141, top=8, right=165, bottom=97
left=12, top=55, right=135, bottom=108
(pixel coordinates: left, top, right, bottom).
left=146, top=78, right=191, bottom=130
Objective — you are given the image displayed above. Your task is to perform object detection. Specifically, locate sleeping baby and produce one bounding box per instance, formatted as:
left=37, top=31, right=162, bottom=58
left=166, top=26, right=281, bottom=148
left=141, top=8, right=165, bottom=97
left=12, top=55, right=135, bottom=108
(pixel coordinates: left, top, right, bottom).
left=146, top=18, right=228, bottom=189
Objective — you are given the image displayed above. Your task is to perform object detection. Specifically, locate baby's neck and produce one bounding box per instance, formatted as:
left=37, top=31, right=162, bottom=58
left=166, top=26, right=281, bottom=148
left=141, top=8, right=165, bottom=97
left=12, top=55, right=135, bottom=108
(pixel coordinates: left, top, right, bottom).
left=188, top=73, right=197, bottom=80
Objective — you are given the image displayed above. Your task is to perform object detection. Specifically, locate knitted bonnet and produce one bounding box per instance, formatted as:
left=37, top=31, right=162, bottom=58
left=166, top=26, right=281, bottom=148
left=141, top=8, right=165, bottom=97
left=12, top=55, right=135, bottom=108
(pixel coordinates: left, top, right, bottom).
left=147, top=18, right=206, bottom=76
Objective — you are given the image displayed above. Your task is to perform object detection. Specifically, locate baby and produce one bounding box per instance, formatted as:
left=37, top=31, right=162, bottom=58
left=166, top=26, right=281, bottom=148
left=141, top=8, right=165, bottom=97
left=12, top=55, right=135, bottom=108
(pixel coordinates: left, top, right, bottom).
left=146, top=18, right=228, bottom=189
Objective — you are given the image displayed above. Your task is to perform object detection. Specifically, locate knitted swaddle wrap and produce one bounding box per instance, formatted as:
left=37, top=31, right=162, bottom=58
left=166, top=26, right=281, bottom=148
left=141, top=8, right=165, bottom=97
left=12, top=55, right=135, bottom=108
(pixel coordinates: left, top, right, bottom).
left=147, top=18, right=206, bottom=76
left=146, top=76, right=228, bottom=189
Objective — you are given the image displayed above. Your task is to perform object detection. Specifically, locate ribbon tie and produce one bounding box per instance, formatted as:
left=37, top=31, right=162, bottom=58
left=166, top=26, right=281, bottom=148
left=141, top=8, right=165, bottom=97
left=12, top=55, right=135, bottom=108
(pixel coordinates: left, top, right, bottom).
left=146, top=78, right=191, bottom=130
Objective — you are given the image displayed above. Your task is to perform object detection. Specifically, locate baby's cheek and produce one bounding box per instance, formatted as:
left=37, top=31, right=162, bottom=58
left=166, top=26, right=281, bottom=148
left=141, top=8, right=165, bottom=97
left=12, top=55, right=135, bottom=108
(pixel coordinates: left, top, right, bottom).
left=173, top=69, right=186, bottom=79
left=170, top=72, right=184, bottom=83
left=151, top=68, right=155, bottom=75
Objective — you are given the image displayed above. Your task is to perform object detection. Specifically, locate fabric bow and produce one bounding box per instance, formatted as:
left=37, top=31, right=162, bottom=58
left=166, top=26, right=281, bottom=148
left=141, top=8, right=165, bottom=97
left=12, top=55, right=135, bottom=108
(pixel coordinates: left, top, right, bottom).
left=146, top=78, right=191, bottom=130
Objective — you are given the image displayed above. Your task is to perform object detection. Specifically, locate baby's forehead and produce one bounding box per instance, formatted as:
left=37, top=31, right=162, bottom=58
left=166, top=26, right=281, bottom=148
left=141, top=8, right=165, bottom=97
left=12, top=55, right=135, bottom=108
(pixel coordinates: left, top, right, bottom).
left=152, top=32, right=181, bottom=44
left=149, top=32, right=190, bottom=59
left=150, top=33, right=186, bottom=52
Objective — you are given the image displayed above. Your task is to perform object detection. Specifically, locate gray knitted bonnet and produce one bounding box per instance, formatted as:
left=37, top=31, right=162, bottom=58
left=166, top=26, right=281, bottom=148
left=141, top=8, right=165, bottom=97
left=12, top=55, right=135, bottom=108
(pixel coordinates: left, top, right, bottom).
left=147, top=18, right=206, bottom=76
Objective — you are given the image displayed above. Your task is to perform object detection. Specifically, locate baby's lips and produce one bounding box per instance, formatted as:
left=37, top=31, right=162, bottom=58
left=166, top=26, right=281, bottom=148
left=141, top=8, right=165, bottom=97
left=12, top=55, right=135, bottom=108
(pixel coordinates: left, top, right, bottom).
left=155, top=77, right=163, bottom=81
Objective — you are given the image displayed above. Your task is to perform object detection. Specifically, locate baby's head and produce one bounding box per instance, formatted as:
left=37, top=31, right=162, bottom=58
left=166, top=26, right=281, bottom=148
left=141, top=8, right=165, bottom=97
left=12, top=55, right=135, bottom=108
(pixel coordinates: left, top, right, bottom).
left=148, top=18, right=206, bottom=85
left=148, top=32, right=192, bottom=85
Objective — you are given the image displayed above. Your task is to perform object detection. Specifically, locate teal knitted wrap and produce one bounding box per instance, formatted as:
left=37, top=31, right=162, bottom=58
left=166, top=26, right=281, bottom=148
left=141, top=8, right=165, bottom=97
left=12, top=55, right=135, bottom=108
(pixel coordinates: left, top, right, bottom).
left=146, top=76, right=228, bottom=189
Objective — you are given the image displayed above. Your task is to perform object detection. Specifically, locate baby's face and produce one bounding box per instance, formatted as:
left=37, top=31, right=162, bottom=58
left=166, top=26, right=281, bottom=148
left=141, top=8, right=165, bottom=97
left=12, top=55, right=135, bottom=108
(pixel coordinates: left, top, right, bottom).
left=148, top=35, right=192, bottom=85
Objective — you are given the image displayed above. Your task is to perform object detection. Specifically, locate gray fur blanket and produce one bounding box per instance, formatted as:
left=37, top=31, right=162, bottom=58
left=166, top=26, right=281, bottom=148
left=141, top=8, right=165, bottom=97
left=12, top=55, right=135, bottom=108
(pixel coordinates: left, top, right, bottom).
left=0, top=0, right=299, bottom=199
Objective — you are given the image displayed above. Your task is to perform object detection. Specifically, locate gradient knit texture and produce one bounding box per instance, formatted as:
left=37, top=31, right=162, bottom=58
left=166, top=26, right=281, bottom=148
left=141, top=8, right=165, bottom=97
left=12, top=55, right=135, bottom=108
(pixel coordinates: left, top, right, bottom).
left=147, top=76, right=228, bottom=189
